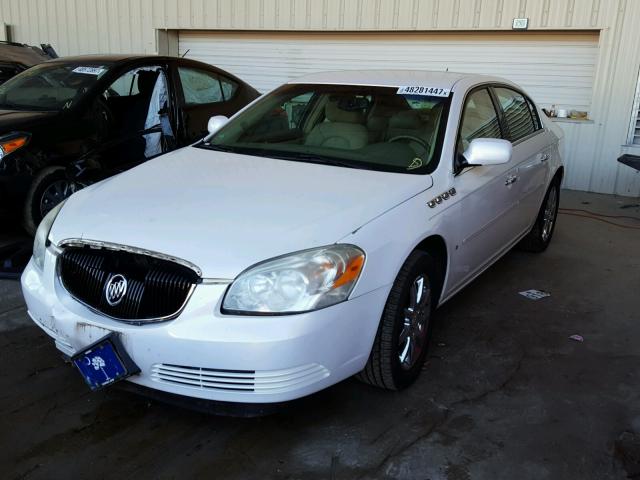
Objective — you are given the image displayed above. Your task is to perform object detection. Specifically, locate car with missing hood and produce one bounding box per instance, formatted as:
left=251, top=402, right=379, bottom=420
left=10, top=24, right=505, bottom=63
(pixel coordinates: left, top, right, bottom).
left=0, top=54, right=259, bottom=234
left=0, top=40, right=57, bottom=85
left=21, top=70, right=564, bottom=411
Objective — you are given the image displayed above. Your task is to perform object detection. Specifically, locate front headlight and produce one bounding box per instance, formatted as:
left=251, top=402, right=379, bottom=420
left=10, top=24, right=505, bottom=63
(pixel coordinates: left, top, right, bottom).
left=222, top=244, right=365, bottom=314
left=0, top=133, right=30, bottom=163
left=33, top=200, right=66, bottom=270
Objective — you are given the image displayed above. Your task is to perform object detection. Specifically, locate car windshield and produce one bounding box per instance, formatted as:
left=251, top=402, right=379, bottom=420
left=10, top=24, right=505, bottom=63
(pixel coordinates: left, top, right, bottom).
left=201, top=83, right=450, bottom=174
left=0, top=62, right=112, bottom=111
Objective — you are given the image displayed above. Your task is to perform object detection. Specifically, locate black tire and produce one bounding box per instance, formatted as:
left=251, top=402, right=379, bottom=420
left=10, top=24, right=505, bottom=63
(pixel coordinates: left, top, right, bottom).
left=23, top=166, right=78, bottom=235
left=518, top=177, right=560, bottom=253
left=357, top=250, right=441, bottom=390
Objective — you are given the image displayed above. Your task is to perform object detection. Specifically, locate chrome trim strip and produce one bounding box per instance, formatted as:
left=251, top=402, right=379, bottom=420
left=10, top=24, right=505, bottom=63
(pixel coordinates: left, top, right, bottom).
left=201, top=278, right=233, bottom=285
left=47, top=242, right=63, bottom=256
left=58, top=238, right=203, bottom=277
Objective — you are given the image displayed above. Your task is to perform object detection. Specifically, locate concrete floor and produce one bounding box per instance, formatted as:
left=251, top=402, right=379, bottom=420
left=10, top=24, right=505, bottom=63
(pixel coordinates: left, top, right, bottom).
left=1, top=190, right=639, bottom=479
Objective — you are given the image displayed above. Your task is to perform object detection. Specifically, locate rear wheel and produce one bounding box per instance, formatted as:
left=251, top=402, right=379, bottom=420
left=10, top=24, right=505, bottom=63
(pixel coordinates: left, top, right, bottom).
left=357, top=250, right=440, bottom=390
left=518, top=177, right=560, bottom=253
left=23, top=167, right=79, bottom=235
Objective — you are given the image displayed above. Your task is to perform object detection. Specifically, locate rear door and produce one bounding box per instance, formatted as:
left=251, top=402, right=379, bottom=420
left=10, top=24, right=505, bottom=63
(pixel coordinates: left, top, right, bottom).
left=491, top=86, right=550, bottom=234
left=175, top=64, right=244, bottom=143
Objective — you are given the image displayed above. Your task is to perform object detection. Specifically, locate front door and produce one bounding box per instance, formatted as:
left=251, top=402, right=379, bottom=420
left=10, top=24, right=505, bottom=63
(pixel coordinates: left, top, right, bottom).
left=75, top=64, right=172, bottom=183
left=448, top=87, right=522, bottom=291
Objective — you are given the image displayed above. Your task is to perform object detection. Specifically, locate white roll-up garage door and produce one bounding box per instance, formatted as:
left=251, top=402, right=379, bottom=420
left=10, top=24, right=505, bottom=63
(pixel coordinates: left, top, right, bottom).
left=179, top=31, right=599, bottom=112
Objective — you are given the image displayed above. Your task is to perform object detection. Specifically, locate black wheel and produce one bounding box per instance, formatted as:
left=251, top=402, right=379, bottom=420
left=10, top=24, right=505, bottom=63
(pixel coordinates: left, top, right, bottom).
left=23, top=166, right=79, bottom=235
left=357, top=250, right=441, bottom=390
left=518, top=177, right=560, bottom=253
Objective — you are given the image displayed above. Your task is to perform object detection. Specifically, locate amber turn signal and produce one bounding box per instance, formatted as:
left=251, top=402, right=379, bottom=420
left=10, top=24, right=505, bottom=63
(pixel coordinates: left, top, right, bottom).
left=0, top=135, right=29, bottom=155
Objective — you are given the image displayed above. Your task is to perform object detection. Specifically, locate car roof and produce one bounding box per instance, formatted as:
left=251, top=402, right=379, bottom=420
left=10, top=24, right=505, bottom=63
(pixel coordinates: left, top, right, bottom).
left=288, top=70, right=508, bottom=90
left=38, top=54, right=254, bottom=90
left=45, top=54, right=169, bottom=64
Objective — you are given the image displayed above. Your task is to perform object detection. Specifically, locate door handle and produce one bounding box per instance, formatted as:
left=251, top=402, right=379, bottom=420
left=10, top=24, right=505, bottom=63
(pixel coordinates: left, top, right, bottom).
left=505, top=174, right=518, bottom=186
left=539, top=153, right=550, bottom=162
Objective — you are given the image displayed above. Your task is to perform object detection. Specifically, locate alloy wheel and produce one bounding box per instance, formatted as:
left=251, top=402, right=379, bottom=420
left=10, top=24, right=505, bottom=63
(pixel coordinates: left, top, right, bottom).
left=541, top=186, right=558, bottom=242
left=40, top=180, right=77, bottom=217
left=398, top=274, right=431, bottom=370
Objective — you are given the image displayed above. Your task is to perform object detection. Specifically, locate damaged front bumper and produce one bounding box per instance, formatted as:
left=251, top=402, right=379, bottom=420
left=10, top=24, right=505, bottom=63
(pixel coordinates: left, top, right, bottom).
left=21, top=247, right=390, bottom=404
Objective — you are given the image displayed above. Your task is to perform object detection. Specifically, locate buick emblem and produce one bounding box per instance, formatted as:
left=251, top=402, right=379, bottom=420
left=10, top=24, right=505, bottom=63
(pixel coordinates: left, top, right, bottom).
left=105, top=274, right=128, bottom=306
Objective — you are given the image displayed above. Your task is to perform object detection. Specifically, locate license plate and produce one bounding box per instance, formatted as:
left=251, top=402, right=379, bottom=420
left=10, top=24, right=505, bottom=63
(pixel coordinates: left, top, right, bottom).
left=71, top=334, right=139, bottom=391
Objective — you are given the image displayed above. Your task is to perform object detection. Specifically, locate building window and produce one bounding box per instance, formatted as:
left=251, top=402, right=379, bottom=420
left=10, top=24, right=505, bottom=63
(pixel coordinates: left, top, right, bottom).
left=629, top=67, right=640, bottom=145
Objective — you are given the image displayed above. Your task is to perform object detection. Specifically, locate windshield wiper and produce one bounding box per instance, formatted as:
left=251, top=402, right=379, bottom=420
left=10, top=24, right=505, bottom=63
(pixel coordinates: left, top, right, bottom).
left=275, top=152, right=362, bottom=169
left=0, top=102, right=28, bottom=111
left=199, top=143, right=364, bottom=169
left=199, top=143, right=241, bottom=153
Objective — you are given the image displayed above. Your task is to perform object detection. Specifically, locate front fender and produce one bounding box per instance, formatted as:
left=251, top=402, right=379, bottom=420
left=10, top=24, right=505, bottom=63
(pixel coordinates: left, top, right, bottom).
left=339, top=187, right=455, bottom=301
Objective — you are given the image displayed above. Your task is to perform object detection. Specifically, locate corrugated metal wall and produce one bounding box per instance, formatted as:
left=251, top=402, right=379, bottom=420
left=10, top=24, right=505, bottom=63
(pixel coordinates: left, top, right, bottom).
left=149, top=0, right=608, bottom=31
left=0, top=0, right=639, bottom=196
left=0, top=0, right=157, bottom=55
left=0, top=0, right=611, bottom=51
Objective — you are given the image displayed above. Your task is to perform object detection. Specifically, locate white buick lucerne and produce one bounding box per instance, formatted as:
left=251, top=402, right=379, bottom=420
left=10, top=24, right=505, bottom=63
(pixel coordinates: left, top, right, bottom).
left=22, top=71, right=563, bottom=406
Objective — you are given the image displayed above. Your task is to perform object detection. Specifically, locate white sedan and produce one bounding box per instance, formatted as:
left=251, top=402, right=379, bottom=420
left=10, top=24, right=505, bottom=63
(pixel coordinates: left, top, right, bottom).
left=22, top=71, right=563, bottom=406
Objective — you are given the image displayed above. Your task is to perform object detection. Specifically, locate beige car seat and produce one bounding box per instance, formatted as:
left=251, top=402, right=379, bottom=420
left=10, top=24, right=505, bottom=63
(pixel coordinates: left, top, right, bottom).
left=305, top=96, right=368, bottom=150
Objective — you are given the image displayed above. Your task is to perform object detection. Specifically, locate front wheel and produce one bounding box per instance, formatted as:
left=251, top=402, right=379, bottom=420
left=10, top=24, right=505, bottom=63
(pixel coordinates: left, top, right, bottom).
left=518, top=177, right=560, bottom=253
left=357, top=250, right=440, bottom=390
left=23, top=167, right=79, bottom=235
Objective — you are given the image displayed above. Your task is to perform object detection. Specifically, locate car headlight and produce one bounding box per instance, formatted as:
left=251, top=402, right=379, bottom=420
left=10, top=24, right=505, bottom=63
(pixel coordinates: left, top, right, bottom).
left=0, top=133, right=30, bottom=163
left=222, top=244, right=365, bottom=314
left=33, top=200, right=66, bottom=270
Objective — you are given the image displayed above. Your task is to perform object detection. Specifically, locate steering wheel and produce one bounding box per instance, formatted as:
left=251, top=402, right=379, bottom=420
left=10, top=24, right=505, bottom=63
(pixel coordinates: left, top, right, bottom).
left=388, top=135, right=431, bottom=154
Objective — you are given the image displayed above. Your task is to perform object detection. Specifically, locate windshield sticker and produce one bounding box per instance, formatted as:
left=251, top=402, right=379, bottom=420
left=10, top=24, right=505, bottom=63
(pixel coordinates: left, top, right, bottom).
left=407, top=157, right=423, bottom=170
left=72, top=66, right=105, bottom=75
left=397, top=86, right=450, bottom=97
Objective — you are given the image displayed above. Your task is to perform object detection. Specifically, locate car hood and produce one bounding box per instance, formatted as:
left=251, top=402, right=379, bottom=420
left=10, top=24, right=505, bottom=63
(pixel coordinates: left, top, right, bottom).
left=50, top=146, right=433, bottom=278
left=0, top=109, right=59, bottom=133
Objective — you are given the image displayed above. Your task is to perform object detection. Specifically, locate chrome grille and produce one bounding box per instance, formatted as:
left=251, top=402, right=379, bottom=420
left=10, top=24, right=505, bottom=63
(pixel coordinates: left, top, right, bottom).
left=58, top=246, right=199, bottom=323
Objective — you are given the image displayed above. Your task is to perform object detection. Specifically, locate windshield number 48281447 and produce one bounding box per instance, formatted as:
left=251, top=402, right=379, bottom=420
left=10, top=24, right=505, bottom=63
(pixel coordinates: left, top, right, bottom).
left=397, top=86, right=451, bottom=97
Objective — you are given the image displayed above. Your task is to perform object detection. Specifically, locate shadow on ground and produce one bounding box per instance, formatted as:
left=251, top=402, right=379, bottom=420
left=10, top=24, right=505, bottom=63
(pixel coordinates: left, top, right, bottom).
left=0, top=225, right=31, bottom=280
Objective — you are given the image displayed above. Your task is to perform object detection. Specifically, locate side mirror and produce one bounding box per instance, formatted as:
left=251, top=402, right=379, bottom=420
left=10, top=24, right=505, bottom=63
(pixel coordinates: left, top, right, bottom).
left=207, top=115, right=229, bottom=135
left=463, top=138, right=512, bottom=166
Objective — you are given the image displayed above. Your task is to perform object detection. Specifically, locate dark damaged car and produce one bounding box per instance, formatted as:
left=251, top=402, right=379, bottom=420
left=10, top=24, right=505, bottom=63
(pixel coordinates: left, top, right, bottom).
left=0, top=55, right=259, bottom=233
left=0, top=40, right=57, bottom=85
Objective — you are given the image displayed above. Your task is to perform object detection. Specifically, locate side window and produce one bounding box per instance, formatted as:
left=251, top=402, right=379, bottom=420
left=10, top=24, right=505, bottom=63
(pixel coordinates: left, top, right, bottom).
left=104, top=67, right=161, bottom=98
left=178, top=67, right=223, bottom=105
left=283, top=92, right=315, bottom=129
left=96, top=67, right=165, bottom=138
left=220, top=76, right=238, bottom=100
left=493, top=87, right=537, bottom=141
left=458, top=88, right=502, bottom=153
